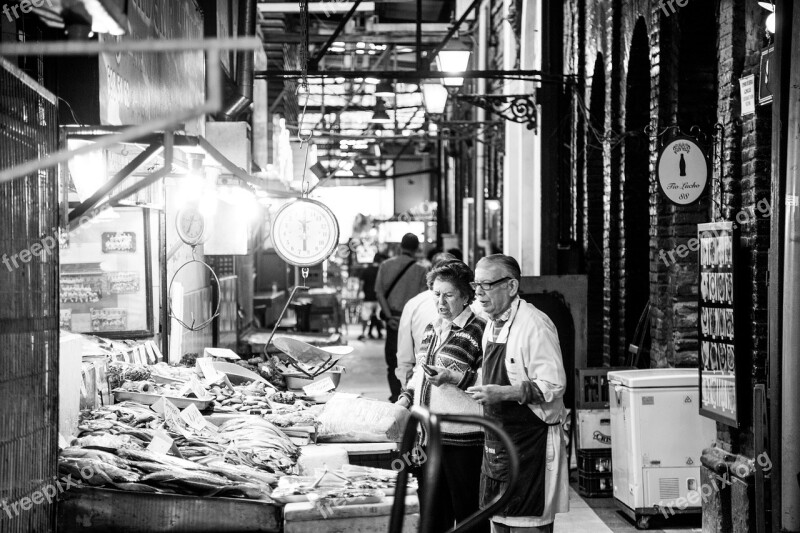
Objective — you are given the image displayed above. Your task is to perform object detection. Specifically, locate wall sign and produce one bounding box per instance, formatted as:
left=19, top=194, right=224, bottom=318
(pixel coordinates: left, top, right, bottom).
left=102, top=232, right=137, bottom=253
left=698, top=222, right=740, bottom=427
left=759, top=46, right=775, bottom=105
left=98, top=0, right=205, bottom=135
left=739, top=75, right=756, bottom=116
left=656, top=135, right=709, bottom=206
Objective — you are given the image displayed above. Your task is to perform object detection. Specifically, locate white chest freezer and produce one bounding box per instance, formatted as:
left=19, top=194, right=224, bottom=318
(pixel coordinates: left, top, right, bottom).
left=608, top=369, right=716, bottom=529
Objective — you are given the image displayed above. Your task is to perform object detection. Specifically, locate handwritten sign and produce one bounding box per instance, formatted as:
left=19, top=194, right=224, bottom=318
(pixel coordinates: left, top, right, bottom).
left=657, top=136, right=709, bottom=206
left=176, top=381, right=193, bottom=397
left=101, top=232, right=136, bottom=253
left=203, top=347, right=240, bottom=360
left=698, top=222, right=739, bottom=427
left=197, top=357, right=222, bottom=382
left=302, top=377, right=337, bottom=395
left=147, top=429, right=174, bottom=455
left=739, top=75, right=756, bottom=116
left=189, top=376, right=211, bottom=400
left=180, top=404, right=207, bottom=431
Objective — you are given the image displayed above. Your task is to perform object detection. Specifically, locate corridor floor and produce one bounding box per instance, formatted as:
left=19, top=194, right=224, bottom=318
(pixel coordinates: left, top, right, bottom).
left=334, top=327, right=702, bottom=533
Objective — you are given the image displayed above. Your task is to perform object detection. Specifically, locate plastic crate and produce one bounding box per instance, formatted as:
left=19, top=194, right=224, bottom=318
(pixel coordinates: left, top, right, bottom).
left=577, top=449, right=612, bottom=474
left=575, top=367, right=633, bottom=409
left=578, top=471, right=613, bottom=498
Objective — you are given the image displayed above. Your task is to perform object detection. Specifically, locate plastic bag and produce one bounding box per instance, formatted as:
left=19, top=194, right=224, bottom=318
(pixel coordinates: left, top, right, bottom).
left=317, top=394, right=410, bottom=442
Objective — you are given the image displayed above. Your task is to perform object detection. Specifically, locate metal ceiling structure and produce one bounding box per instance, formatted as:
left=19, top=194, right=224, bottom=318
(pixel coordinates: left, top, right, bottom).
left=256, top=0, right=529, bottom=178
left=18, top=0, right=549, bottom=182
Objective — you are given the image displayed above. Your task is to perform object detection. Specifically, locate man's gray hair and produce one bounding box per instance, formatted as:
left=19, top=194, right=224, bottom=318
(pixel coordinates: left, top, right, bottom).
left=477, top=254, right=521, bottom=282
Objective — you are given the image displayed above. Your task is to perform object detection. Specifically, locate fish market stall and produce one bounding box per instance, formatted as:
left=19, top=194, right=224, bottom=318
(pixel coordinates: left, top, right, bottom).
left=57, top=335, right=420, bottom=532
left=56, top=402, right=294, bottom=532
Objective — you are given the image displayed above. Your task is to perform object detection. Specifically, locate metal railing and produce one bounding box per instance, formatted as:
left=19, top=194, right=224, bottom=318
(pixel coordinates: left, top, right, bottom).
left=389, top=407, right=520, bottom=533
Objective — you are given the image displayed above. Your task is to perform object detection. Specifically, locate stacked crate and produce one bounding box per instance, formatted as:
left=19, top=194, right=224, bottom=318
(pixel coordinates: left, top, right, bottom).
left=575, top=368, right=618, bottom=497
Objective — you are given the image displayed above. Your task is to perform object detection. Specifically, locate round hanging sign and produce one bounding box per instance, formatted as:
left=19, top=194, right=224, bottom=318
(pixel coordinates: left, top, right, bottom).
left=656, top=135, right=709, bottom=206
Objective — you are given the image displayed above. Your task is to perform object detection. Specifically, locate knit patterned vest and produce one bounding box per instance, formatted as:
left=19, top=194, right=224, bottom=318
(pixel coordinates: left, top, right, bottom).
left=414, top=313, right=487, bottom=446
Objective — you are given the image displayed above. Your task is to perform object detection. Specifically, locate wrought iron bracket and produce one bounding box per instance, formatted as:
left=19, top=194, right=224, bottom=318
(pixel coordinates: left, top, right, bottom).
left=453, top=93, right=538, bottom=132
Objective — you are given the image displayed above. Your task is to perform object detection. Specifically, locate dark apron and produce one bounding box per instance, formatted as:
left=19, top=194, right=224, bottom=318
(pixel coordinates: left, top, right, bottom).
left=480, top=337, right=558, bottom=518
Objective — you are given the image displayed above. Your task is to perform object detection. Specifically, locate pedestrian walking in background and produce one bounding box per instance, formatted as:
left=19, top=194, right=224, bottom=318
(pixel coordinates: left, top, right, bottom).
left=375, top=233, right=428, bottom=402
left=357, top=252, right=386, bottom=341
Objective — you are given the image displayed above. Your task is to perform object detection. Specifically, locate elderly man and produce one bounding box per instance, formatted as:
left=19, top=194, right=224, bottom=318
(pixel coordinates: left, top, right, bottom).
left=467, top=254, right=568, bottom=533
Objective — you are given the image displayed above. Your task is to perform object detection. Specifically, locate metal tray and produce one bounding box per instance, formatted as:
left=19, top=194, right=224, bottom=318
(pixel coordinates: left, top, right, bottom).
left=112, top=390, right=213, bottom=410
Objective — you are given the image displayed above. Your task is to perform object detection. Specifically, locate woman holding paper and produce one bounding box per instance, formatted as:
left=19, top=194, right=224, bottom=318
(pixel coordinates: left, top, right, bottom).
left=396, top=260, right=487, bottom=533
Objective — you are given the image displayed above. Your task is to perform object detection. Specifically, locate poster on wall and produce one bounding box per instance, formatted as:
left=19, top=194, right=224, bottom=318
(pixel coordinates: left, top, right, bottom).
left=698, top=221, right=739, bottom=426
left=102, top=232, right=137, bottom=253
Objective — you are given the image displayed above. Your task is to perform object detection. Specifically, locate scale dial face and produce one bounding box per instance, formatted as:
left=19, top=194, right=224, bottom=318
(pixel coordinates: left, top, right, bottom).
left=176, top=206, right=207, bottom=245
left=272, top=199, right=340, bottom=267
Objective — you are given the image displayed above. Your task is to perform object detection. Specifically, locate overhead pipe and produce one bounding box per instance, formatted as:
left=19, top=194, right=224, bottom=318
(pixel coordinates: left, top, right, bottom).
left=221, top=0, right=257, bottom=120
left=474, top=1, right=488, bottom=261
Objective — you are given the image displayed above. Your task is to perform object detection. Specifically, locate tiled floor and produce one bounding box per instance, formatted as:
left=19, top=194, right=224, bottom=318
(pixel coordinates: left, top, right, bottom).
left=335, top=328, right=703, bottom=532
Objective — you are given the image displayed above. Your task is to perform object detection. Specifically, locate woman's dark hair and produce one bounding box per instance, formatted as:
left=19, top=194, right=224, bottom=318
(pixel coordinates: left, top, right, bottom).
left=426, top=260, right=476, bottom=304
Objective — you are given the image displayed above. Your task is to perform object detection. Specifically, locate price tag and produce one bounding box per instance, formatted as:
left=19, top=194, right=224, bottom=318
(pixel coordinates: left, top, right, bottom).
left=176, top=381, right=193, bottom=397
left=189, top=376, right=211, bottom=399
left=144, top=342, right=157, bottom=364
left=204, top=420, right=219, bottom=433
left=152, top=396, right=189, bottom=434
left=302, top=377, right=336, bottom=395
left=147, top=429, right=174, bottom=455
left=197, top=357, right=221, bottom=381
left=133, top=347, right=144, bottom=365
left=150, top=341, right=164, bottom=361
left=151, top=396, right=166, bottom=415
left=180, top=404, right=206, bottom=431
left=203, top=347, right=240, bottom=360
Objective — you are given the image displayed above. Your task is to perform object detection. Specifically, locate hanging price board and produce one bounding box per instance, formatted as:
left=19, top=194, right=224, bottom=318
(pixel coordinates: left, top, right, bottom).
left=656, top=135, right=709, bottom=206
left=698, top=222, right=743, bottom=427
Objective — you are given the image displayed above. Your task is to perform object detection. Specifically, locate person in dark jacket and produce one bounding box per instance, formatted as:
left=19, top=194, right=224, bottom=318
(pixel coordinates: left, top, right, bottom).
left=357, top=252, right=386, bottom=340
left=375, top=233, right=428, bottom=402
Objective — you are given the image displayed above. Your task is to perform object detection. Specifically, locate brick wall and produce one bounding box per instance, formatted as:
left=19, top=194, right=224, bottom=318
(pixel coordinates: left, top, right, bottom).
left=565, top=0, right=775, bottom=527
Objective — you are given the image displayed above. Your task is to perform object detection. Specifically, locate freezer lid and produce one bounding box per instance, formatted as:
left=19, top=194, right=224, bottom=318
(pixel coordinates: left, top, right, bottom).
left=607, top=368, right=699, bottom=388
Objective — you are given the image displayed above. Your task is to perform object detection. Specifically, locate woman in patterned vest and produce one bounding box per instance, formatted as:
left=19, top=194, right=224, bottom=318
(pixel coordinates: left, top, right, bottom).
left=397, top=260, right=488, bottom=533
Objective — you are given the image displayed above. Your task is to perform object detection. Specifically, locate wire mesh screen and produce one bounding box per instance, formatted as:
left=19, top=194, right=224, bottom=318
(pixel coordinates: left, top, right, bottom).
left=0, top=58, right=59, bottom=533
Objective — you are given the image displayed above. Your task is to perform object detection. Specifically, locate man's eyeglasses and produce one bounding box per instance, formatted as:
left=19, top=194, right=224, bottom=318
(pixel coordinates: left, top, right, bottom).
left=470, top=277, right=512, bottom=291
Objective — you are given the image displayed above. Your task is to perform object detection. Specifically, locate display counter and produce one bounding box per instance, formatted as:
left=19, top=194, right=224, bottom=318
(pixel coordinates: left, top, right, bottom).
left=57, top=487, right=281, bottom=533
left=283, top=495, right=419, bottom=533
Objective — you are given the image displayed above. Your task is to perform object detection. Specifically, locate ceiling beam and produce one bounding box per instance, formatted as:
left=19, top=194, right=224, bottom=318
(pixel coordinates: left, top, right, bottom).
left=256, top=69, right=546, bottom=81
left=309, top=0, right=366, bottom=69
left=258, top=33, right=447, bottom=44
left=258, top=2, right=375, bottom=13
